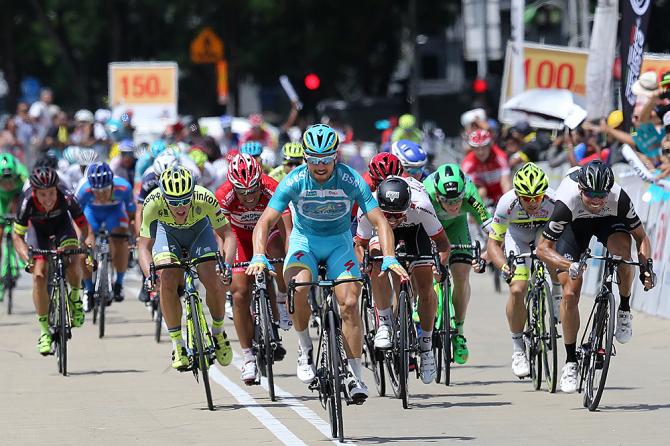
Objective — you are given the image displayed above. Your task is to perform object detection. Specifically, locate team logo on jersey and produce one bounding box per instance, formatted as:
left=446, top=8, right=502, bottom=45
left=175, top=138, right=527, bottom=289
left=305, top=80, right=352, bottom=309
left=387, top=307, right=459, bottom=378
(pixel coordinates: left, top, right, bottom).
left=305, top=190, right=318, bottom=197
left=344, top=260, right=355, bottom=271
left=299, top=200, right=350, bottom=220
left=548, top=220, right=566, bottom=234
left=627, top=202, right=637, bottom=220
left=385, top=191, right=400, bottom=202
left=295, top=251, right=305, bottom=261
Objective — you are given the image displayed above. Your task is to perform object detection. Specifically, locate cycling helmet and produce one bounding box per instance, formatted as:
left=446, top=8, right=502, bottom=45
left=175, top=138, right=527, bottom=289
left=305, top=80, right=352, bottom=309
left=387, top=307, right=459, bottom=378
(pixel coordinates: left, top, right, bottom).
left=467, top=129, right=492, bottom=148
left=29, top=166, right=58, bottom=189
left=188, top=149, right=208, bottom=168
left=160, top=165, right=195, bottom=199
left=578, top=160, right=614, bottom=193
left=248, top=114, right=263, bottom=127
left=302, top=124, right=339, bottom=156
left=513, top=162, right=549, bottom=196
left=74, top=109, right=94, bottom=123
left=87, top=162, right=114, bottom=189
left=398, top=114, right=416, bottom=130
left=150, top=140, right=168, bottom=158
left=35, top=153, right=58, bottom=170
left=391, top=140, right=427, bottom=168
left=376, top=176, right=411, bottom=213
left=433, top=164, right=466, bottom=199
left=228, top=153, right=262, bottom=189
left=368, top=153, right=404, bottom=183
left=152, top=152, right=178, bottom=176
left=118, top=139, right=135, bottom=154
left=282, top=142, right=305, bottom=162
left=0, top=153, right=17, bottom=177
left=240, top=141, right=263, bottom=157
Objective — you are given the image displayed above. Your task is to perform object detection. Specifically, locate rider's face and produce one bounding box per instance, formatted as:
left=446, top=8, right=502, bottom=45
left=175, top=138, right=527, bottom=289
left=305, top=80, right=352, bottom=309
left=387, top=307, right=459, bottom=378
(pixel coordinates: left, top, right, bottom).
left=92, top=186, right=112, bottom=202
left=440, top=199, right=463, bottom=216
left=306, top=157, right=335, bottom=183
left=517, top=194, right=544, bottom=215
left=167, top=202, right=191, bottom=219
left=35, top=187, right=58, bottom=211
left=472, top=144, right=491, bottom=162
left=234, top=186, right=262, bottom=209
left=580, top=191, right=608, bottom=213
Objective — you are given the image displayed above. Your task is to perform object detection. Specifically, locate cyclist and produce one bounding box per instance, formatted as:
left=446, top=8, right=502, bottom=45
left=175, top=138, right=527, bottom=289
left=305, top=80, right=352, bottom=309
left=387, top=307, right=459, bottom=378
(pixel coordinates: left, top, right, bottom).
left=355, top=176, right=450, bottom=384
left=240, top=141, right=272, bottom=173
left=461, top=129, right=512, bottom=204
left=246, top=124, right=409, bottom=404
left=537, top=160, right=656, bottom=393
left=133, top=139, right=168, bottom=190
left=423, top=163, right=491, bottom=364
left=391, top=114, right=423, bottom=144
left=0, top=153, right=29, bottom=250
left=76, top=162, right=135, bottom=307
left=392, top=140, right=429, bottom=181
left=364, top=152, right=404, bottom=191
left=13, top=166, right=89, bottom=354
left=188, top=147, right=223, bottom=190
left=269, top=142, right=304, bottom=182
left=109, top=139, right=137, bottom=187
left=138, top=166, right=237, bottom=370
left=216, top=153, right=292, bottom=384
left=486, top=163, right=561, bottom=378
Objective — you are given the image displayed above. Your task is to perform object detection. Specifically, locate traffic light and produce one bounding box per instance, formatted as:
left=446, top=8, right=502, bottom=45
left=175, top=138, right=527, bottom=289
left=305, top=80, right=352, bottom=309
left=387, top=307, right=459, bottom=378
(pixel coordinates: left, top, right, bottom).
left=304, top=73, right=320, bottom=91
left=472, top=78, right=488, bottom=94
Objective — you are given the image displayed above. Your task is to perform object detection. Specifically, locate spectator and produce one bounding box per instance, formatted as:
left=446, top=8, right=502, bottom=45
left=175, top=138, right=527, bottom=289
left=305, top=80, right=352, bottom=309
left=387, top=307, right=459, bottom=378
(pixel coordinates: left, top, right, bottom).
left=0, top=117, right=24, bottom=151
left=28, top=87, right=56, bottom=147
left=43, top=111, right=70, bottom=150
left=13, top=102, right=34, bottom=148
left=380, top=116, right=398, bottom=146
left=93, top=109, right=111, bottom=142
left=109, top=139, right=136, bottom=186
left=391, top=113, right=422, bottom=143
left=70, top=109, right=96, bottom=148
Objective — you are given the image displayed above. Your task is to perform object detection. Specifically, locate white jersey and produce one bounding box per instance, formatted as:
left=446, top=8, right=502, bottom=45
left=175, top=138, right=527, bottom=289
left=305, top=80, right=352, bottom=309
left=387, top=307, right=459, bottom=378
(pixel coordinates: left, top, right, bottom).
left=355, top=176, right=443, bottom=241
left=489, top=188, right=556, bottom=242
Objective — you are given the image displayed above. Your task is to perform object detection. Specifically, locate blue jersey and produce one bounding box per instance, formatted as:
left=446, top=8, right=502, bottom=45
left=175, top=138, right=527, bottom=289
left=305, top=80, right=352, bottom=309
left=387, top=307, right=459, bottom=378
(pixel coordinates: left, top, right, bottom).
left=134, top=153, right=153, bottom=183
left=269, top=163, right=378, bottom=236
left=76, top=176, right=136, bottom=214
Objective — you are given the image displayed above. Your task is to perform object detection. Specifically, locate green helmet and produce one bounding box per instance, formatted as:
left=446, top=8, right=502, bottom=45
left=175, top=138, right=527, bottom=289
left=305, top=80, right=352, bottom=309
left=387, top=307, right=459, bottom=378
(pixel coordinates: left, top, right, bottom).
left=513, top=162, right=548, bottom=196
left=0, top=153, right=18, bottom=177
left=434, top=163, right=466, bottom=199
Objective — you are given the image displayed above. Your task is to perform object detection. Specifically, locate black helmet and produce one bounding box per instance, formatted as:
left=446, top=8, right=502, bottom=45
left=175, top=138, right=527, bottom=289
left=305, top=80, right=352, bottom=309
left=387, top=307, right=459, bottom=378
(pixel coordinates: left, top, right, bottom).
left=377, top=176, right=411, bottom=213
left=29, top=166, right=58, bottom=189
left=578, top=160, right=614, bottom=193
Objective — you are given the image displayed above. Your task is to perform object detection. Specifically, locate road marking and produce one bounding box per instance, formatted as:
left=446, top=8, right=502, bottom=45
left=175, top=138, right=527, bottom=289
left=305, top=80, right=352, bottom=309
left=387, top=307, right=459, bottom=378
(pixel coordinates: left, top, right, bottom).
left=209, top=366, right=308, bottom=446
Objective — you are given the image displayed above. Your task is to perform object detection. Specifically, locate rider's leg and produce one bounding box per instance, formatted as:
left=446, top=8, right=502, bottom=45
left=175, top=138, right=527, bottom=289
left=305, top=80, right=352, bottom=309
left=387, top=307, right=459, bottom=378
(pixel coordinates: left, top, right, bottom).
left=413, top=265, right=437, bottom=343
left=450, top=261, right=471, bottom=328
left=606, top=231, right=634, bottom=343
left=267, top=233, right=290, bottom=329
left=507, top=280, right=528, bottom=342
left=231, top=272, right=253, bottom=349
left=559, top=271, right=582, bottom=361
left=368, top=242, right=393, bottom=323
left=334, top=281, right=363, bottom=359
left=110, top=224, right=130, bottom=300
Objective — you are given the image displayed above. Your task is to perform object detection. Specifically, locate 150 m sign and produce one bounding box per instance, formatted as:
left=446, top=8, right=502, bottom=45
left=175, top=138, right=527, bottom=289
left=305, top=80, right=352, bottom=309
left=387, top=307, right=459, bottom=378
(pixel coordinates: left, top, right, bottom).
left=109, top=63, right=177, bottom=105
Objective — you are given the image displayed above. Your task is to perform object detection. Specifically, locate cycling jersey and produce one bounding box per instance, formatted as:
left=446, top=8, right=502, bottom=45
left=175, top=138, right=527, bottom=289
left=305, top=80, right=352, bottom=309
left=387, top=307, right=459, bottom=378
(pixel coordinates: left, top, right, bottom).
left=0, top=162, right=29, bottom=215
left=136, top=170, right=160, bottom=204
left=461, top=145, right=510, bottom=203
left=489, top=188, right=556, bottom=242
left=139, top=185, right=228, bottom=238
left=215, top=174, right=286, bottom=232
left=268, top=165, right=288, bottom=182
left=269, top=163, right=377, bottom=236
left=76, top=176, right=135, bottom=231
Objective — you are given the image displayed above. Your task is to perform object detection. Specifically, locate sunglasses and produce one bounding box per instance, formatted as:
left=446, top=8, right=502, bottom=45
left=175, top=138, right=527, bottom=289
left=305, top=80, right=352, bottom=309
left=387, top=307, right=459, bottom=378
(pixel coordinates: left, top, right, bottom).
left=284, top=160, right=303, bottom=167
left=234, top=186, right=260, bottom=196
left=437, top=194, right=464, bottom=205
left=518, top=194, right=544, bottom=203
left=383, top=211, right=406, bottom=221
left=581, top=189, right=608, bottom=199
left=165, top=196, right=193, bottom=207
left=304, top=154, right=336, bottom=165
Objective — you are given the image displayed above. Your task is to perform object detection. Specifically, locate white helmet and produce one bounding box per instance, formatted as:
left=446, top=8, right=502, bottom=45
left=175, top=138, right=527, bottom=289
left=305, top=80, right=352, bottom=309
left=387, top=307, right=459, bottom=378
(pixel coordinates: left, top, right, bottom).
left=74, top=109, right=94, bottom=123
left=153, top=152, right=178, bottom=176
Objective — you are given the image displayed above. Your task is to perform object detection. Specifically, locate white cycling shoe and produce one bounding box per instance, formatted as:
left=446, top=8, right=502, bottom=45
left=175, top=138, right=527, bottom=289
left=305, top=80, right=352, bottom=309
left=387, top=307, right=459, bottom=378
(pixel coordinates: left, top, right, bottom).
left=560, top=362, right=578, bottom=393
left=344, top=374, right=368, bottom=405
left=374, top=324, right=392, bottom=350
left=419, top=350, right=436, bottom=384
left=241, top=360, right=258, bottom=385
left=615, top=310, right=633, bottom=344
left=296, top=348, right=316, bottom=384
left=511, top=351, right=530, bottom=378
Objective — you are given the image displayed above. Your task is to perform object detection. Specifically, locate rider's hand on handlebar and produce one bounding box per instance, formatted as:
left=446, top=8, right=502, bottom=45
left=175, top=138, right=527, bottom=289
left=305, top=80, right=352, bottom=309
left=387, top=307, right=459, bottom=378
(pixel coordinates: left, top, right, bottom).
left=472, top=258, right=486, bottom=273
left=501, top=264, right=514, bottom=284
left=640, top=260, right=657, bottom=290
left=216, top=262, right=233, bottom=285
left=245, top=254, right=276, bottom=277
left=144, top=274, right=159, bottom=293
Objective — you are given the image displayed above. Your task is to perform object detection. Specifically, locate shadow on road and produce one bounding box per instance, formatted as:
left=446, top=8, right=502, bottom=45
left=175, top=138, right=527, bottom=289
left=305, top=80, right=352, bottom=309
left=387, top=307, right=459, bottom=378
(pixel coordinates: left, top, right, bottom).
left=352, top=434, right=475, bottom=443
left=409, top=400, right=512, bottom=409
left=68, top=369, right=147, bottom=376
left=103, top=333, right=153, bottom=339
left=0, top=321, right=29, bottom=327
left=410, top=392, right=498, bottom=399
left=599, top=403, right=670, bottom=412
left=210, top=402, right=294, bottom=411
left=453, top=380, right=524, bottom=387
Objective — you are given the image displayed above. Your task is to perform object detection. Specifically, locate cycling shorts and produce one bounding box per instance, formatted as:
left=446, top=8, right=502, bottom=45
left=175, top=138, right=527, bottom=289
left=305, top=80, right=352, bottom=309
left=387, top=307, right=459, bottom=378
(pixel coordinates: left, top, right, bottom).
left=27, top=220, right=78, bottom=260
left=556, top=218, right=631, bottom=262
left=284, top=230, right=359, bottom=280
left=232, top=226, right=280, bottom=274
left=84, top=205, right=129, bottom=233
left=0, top=193, right=21, bottom=218
left=369, top=225, right=432, bottom=273
left=504, top=228, right=540, bottom=282
left=150, top=218, right=218, bottom=264
left=442, top=214, right=473, bottom=265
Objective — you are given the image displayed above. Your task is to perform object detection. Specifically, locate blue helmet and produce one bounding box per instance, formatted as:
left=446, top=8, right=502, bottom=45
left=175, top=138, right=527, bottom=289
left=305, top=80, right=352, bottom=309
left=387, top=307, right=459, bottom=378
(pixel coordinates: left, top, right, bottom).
left=240, top=141, right=263, bottom=157
left=87, top=162, right=114, bottom=189
left=302, top=124, right=339, bottom=156
left=150, top=140, right=168, bottom=158
left=391, top=140, right=427, bottom=169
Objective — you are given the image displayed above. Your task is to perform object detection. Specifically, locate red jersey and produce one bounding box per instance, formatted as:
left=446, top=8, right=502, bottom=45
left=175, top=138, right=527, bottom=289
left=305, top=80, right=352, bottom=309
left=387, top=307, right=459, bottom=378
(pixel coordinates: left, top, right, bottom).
left=460, top=144, right=510, bottom=203
left=215, top=174, right=282, bottom=232
left=240, top=129, right=274, bottom=148
left=351, top=172, right=377, bottom=218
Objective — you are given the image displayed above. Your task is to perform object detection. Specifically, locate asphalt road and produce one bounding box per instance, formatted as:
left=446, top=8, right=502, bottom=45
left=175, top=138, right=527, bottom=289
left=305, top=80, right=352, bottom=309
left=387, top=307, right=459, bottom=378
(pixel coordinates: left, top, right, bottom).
left=2, top=270, right=670, bottom=446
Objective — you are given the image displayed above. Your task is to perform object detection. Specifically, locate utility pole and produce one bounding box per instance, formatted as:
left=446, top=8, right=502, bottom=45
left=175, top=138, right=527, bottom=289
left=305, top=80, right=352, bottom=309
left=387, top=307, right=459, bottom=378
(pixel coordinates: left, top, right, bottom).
left=408, top=0, right=420, bottom=119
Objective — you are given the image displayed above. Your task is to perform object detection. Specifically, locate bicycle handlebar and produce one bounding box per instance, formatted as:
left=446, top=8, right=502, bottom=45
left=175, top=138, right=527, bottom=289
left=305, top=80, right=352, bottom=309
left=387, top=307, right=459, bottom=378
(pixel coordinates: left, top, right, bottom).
left=232, top=258, right=284, bottom=268
left=29, top=247, right=88, bottom=257
left=287, top=276, right=363, bottom=314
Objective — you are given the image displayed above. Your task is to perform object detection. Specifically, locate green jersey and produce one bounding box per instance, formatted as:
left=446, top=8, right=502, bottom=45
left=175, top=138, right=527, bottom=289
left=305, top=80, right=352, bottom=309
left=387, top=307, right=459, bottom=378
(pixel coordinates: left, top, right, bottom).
left=423, top=172, right=491, bottom=226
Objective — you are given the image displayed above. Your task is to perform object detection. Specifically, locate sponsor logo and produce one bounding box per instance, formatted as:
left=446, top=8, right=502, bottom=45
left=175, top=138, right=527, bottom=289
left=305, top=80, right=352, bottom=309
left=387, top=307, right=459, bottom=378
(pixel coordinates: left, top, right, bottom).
left=340, top=172, right=359, bottom=187
left=300, top=200, right=349, bottom=220
left=344, top=260, right=355, bottom=271
left=295, top=252, right=305, bottom=261
left=385, top=191, right=400, bottom=202
left=548, top=220, right=566, bottom=234
left=626, top=202, right=638, bottom=220
left=624, top=17, right=646, bottom=108
left=195, top=206, right=202, bottom=215
left=630, top=0, right=650, bottom=15
left=305, top=190, right=318, bottom=197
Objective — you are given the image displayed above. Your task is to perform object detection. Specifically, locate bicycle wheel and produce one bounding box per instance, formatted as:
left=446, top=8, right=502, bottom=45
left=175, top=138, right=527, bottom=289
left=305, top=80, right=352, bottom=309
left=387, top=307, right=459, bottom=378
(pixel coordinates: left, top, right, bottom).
left=4, top=244, right=17, bottom=315
left=526, top=290, right=542, bottom=390
left=154, top=296, right=162, bottom=343
left=58, top=279, right=69, bottom=376
left=398, top=290, right=410, bottom=409
left=259, top=288, right=276, bottom=401
left=189, top=293, right=214, bottom=411
left=386, top=315, right=402, bottom=399
left=326, top=309, right=344, bottom=442
left=539, top=280, right=558, bottom=393
left=441, top=282, right=453, bottom=387
left=360, top=285, right=385, bottom=397
left=96, top=260, right=108, bottom=339
left=583, top=292, right=615, bottom=411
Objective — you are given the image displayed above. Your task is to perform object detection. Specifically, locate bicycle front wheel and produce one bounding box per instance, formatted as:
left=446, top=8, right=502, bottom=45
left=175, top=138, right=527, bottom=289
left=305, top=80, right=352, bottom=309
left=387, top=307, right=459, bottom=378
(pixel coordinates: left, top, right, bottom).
left=326, top=309, right=344, bottom=442
left=584, top=292, right=616, bottom=411
left=259, top=289, right=276, bottom=401
left=539, top=281, right=558, bottom=393
left=526, top=291, right=542, bottom=390
left=441, top=281, right=454, bottom=387
left=398, top=290, right=410, bottom=409
left=189, top=293, right=214, bottom=411
left=58, top=279, right=69, bottom=376
left=154, top=296, right=162, bottom=343
left=96, top=260, right=109, bottom=339
left=360, top=287, right=385, bottom=397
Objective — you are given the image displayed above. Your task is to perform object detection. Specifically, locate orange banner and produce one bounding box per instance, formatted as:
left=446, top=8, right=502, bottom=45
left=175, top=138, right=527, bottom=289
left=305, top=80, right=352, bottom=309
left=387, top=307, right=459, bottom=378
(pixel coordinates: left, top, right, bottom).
left=110, top=65, right=177, bottom=106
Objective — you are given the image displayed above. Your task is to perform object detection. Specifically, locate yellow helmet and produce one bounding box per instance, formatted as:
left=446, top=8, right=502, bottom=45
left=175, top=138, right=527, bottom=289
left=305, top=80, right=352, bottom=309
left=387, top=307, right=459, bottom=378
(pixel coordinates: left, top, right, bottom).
left=160, top=165, right=194, bottom=199
left=513, top=162, right=548, bottom=196
left=282, top=142, right=304, bottom=162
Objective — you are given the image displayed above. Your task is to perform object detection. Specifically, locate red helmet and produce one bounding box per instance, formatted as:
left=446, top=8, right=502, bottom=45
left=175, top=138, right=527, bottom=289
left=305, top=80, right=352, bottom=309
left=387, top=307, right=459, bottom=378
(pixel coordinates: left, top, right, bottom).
left=467, top=129, right=492, bottom=148
left=248, top=114, right=263, bottom=127
left=368, top=153, right=404, bottom=183
left=225, top=149, right=239, bottom=164
left=227, top=153, right=262, bottom=189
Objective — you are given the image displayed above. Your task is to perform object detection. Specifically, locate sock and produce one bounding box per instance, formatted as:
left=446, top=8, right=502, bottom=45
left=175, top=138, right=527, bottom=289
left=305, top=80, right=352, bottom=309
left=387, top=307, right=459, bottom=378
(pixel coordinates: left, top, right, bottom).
left=115, top=271, right=125, bottom=285
left=296, top=328, right=313, bottom=354
left=242, top=348, right=254, bottom=362
left=419, top=329, right=433, bottom=352
left=211, top=317, right=225, bottom=335
left=552, top=282, right=562, bottom=300
left=69, top=287, right=82, bottom=303
left=276, top=291, right=287, bottom=304
left=37, top=315, right=49, bottom=334
left=455, top=320, right=464, bottom=336
left=348, top=358, right=362, bottom=379
left=84, top=278, right=94, bottom=292
left=619, top=294, right=631, bottom=312
left=565, top=343, right=577, bottom=363
left=169, top=327, right=185, bottom=348
left=378, top=307, right=392, bottom=326
left=512, top=332, right=525, bottom=353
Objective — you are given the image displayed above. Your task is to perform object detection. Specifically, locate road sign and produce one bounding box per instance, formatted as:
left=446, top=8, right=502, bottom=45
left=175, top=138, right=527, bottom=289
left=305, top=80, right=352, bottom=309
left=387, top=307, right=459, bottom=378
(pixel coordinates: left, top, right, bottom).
left=108, top=62, right=178, bottom=125
left=190, top=27, right=224, bottom=64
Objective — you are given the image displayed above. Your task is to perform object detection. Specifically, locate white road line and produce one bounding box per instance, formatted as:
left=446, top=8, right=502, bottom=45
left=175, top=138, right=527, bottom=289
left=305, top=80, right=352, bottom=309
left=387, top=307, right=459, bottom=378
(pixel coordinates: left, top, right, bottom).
left=209, top=366, right=308, bottom=446
left=232, top=353, right=353, bottom=445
